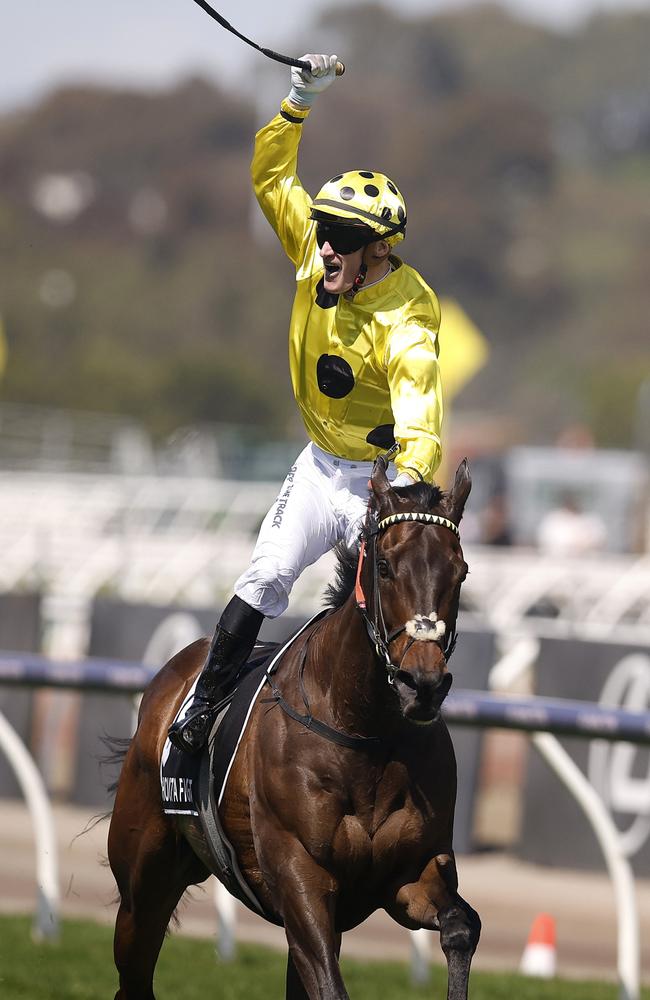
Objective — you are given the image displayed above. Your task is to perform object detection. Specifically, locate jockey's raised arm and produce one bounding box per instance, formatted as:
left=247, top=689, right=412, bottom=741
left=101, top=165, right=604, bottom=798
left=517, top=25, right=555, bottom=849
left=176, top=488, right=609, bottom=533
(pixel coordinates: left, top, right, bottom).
left=170, top=52, right=446, bottom=754
left=251, top=102, right=313, bottom=267
left=251, top=54, right=339, bottom=266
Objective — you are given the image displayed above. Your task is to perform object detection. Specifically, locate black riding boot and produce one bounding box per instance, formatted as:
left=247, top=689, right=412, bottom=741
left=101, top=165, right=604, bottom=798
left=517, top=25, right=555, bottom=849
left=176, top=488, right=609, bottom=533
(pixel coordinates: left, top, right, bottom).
left=168, top=596, right=264, bottom=754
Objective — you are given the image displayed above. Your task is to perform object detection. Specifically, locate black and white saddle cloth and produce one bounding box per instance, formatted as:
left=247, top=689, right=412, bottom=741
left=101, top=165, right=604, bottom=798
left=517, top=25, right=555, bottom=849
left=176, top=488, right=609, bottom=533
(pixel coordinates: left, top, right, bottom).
left=160, top=644, right=278, bottom=819
left=159, top=612, right=326, bottom=918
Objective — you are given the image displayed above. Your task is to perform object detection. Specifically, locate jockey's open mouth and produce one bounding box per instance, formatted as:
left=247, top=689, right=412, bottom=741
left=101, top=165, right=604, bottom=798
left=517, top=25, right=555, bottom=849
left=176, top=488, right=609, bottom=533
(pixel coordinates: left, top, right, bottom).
left=320, top=242, right=369, bottom=295
left=321, top=252, right=354, bottom=293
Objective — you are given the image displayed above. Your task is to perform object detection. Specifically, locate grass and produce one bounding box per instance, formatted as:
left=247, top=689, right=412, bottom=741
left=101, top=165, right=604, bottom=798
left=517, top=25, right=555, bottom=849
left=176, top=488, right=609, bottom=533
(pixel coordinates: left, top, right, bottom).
left=0, top=915, right=646, bottom=1000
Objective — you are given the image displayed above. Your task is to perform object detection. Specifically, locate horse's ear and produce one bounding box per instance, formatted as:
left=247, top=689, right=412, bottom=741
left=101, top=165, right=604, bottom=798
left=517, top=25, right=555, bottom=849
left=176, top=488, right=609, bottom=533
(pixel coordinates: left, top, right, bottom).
left=445, top=458, right=472, bottom=525
left=370, top=455, right=394, bottom=504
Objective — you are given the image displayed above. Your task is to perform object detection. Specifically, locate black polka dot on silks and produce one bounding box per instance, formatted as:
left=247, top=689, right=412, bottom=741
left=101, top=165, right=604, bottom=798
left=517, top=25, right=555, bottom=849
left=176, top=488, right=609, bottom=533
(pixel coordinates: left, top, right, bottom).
left=366, top=424, right=396, bottom=449
left=397, top=206, right=406, bottom=221
left=339, top=186, right=355, bottom=201
left=359, top=171, right=375, bottom=178
left=330, top=174, right=343, bottom=183
left=381, top=207, right=392, bottom=220
left=388, top=182, right=398, bottom=195
left=317, top=354, right=355, bottom=399
left=364, top=184, right=380, bottom=197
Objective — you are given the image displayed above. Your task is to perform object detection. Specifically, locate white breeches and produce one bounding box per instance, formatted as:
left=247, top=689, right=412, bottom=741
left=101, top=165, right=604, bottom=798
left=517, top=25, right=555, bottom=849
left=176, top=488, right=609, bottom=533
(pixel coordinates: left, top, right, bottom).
left=234, top=443, right=394, bottom=619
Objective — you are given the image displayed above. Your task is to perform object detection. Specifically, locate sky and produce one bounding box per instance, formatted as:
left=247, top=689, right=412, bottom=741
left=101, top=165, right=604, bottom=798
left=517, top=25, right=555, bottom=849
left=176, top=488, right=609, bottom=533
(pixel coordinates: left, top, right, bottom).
left=4, top=0, right=650, bottom=112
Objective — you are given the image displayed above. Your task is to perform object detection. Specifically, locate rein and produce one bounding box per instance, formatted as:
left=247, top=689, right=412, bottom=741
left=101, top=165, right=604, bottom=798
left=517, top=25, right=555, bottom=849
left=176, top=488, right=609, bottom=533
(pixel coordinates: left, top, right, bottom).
left=355, top=510, right=460, bottom=682
left=266, top=630, right=381, bottom=750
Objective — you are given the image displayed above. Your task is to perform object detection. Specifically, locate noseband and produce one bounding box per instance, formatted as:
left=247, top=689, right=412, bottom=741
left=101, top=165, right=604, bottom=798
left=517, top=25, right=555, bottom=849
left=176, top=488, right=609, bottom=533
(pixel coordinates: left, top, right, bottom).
left=355, top=510, right=461, bottom=683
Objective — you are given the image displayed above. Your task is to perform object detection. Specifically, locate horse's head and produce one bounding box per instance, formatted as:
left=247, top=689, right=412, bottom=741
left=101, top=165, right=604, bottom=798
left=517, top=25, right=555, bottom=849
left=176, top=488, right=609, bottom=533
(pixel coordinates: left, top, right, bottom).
left=363, top=458, right=471, bottom=725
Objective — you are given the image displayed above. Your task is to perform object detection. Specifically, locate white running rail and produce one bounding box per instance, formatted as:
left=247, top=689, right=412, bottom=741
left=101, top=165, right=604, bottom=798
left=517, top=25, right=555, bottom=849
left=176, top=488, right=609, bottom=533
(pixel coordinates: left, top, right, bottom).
left=0, top=710, right=59, bottom=940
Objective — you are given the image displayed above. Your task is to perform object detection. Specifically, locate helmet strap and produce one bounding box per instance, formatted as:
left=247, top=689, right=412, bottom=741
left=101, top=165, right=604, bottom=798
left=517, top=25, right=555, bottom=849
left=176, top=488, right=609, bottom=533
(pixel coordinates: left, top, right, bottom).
left=347, top=243, right=373, bottom=299
left=347, top=261, right=368, bottom=298
left=354, top=261, right=368, bottom=289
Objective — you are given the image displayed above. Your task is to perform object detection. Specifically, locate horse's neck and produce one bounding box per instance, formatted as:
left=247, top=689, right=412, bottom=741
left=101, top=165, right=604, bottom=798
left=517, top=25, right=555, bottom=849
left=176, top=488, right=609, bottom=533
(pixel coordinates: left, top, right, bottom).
left=310, top=598, right=391, bottom=738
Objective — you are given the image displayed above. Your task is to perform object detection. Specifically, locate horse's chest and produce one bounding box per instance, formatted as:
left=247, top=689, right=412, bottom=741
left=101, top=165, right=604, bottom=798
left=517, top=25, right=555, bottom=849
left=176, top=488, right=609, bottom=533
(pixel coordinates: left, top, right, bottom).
left=369, top=805, right=430, bottom=869
left=331, top=779, right=433, bottom=876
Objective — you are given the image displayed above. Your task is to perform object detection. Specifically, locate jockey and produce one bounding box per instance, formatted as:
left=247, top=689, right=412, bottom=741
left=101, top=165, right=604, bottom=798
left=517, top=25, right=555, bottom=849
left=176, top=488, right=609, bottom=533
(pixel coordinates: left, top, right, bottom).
left=169, top=54, right=443, bottom=753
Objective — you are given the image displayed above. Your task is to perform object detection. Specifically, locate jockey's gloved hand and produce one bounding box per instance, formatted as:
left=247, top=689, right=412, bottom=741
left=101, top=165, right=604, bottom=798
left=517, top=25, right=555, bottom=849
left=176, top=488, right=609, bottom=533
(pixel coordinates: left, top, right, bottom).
left=392, top=472, right=417, bottom=489
left=288, top=54, right=339, bottom=108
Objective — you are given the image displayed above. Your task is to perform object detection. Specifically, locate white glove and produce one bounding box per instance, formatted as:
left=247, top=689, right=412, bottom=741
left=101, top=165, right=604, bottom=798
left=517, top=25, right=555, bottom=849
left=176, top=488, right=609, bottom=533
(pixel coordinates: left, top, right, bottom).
left=392, top=472, right=417, bottom=489
left=288, top=54, right=339, bottom=108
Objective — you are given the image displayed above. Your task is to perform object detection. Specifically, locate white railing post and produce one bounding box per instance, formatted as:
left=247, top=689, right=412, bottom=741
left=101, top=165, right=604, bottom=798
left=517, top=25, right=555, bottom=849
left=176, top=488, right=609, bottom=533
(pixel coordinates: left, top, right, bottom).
left=532, top=731, right=640, bottom=1000
left=409, top=927, right=431, bottom=984
left=488, top=633, right=641, bottom=1000
left=214, top=880, right=237, bottom=960
left=488, top=635, right=540, bottom=691
left=0, top=710, right=60, bottom=940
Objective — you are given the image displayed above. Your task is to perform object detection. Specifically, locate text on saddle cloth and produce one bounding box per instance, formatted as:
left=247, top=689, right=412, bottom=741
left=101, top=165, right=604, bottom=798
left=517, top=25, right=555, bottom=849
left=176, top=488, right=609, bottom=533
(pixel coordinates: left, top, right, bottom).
left=160, top=613, right=325, bottom=817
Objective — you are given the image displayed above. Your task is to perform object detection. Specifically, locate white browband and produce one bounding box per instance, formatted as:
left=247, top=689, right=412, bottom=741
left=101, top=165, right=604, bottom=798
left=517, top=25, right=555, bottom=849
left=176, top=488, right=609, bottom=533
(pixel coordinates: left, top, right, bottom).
left=377, top=512, right=460, bottom=539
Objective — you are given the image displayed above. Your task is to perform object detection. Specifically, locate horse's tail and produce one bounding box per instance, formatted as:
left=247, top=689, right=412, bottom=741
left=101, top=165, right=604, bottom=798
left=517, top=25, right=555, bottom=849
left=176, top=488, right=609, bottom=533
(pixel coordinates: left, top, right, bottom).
left=72, top=734, right=132, bottom=846
left=99, top=733, right=133, bottom=799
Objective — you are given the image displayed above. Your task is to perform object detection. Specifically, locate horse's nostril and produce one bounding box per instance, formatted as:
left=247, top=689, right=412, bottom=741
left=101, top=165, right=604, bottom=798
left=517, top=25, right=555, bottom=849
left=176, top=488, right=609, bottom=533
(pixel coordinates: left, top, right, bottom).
left=394, top=669, right=417, bottom=691
left=419, top=672, right=452, bottom=704
left=440, top=672, right=453, bottom=696
left=394, top=670, right=453, bottom=705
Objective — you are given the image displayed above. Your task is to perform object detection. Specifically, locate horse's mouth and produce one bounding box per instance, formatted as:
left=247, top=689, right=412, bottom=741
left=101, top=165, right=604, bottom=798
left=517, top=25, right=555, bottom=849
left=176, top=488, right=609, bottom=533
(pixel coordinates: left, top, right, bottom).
left=408, top=710, right=440, bottom=726
left=395, top=672, right=452, bottom=725
left=403, top=703, right=443, bottom=726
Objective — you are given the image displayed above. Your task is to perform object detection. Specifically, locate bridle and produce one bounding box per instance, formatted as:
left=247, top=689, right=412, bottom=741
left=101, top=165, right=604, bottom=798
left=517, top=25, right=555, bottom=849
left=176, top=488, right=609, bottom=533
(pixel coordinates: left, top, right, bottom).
left=266, top=485, right=463, bottom=751
left=354, top=508, right=461, bottom=684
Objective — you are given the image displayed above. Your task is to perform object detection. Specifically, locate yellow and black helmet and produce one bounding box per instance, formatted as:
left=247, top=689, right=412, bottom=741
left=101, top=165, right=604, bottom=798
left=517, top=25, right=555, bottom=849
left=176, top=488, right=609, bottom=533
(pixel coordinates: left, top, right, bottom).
left=310, top=170, right=407, bottom=246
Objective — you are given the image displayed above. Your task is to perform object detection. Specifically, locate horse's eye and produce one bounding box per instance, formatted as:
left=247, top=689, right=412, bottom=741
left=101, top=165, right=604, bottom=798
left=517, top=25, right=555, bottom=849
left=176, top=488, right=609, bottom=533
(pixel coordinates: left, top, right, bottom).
left=378, top=559, right=391, bottom=579
left=460, top=562, right=469, bottom=582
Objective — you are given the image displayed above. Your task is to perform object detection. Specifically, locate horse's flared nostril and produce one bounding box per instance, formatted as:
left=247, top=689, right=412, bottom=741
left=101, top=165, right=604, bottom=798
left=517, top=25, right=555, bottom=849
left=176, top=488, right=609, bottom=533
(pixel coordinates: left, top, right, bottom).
left=438, top=672, right=453, bottom=700
left=394, top=668, right=418, bottom=691
left=394, top=669, right=453, bottom=700
left=417, top=671, right=453, bottom=706
left=394, top=668, right=453, bottom=724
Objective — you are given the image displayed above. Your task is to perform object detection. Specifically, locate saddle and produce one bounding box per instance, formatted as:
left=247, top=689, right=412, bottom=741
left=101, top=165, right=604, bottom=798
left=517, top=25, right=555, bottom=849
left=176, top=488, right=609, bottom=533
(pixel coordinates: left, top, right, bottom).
left=160, top=614, right=327, bottom=921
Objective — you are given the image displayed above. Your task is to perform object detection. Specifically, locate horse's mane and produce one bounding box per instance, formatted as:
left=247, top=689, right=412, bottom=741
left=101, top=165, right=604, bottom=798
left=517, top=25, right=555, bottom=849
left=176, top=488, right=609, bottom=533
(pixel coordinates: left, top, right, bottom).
left=323, top=481, right=446, bottom=611
left=324, top=544, right=358, bottom=610
left=395, top=481, right=444, bottom=510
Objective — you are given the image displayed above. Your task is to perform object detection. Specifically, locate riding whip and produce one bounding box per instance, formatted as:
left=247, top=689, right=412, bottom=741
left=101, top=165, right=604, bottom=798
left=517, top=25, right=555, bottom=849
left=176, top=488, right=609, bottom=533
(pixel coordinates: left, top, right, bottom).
left=187, top=0, right=345, bottom=76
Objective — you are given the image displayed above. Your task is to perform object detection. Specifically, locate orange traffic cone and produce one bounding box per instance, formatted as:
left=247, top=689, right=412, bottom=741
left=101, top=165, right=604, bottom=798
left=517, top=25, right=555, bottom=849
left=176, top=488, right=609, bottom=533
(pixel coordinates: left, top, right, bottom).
left=519, top=913, right=557, bottom=978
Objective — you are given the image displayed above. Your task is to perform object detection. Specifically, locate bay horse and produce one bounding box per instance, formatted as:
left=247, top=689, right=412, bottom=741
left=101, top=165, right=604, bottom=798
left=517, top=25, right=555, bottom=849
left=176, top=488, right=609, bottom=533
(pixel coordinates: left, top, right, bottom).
left=108, top=457, right=480, bottom=999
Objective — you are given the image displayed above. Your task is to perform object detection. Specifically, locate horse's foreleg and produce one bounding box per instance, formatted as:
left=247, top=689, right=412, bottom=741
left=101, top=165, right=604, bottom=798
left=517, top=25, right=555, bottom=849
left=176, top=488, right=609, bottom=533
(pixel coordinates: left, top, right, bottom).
left=262, top=842, right=347, bottom=1000
left=285, top=932, right=342, bottom=1000
left=387, top=853, right=480, bottom=1000
left=438, top=895, right=481, bottom=1000
left=284, top=911, right=346, bottom=1000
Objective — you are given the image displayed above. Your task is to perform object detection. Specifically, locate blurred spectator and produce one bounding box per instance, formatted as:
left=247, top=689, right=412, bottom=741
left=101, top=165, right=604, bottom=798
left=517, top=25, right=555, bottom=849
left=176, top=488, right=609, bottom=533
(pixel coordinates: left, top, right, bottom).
left=555, top=423, right=596, bottom=450
left=481, top=492, right=513, bottom=546
left=537, top=491, right=606, bottom=555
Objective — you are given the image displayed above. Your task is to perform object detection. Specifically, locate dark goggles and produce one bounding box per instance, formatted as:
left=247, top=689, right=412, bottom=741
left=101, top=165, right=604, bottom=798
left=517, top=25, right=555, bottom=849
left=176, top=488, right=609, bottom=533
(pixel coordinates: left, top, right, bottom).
left=315, top=221, right=377, bottom=255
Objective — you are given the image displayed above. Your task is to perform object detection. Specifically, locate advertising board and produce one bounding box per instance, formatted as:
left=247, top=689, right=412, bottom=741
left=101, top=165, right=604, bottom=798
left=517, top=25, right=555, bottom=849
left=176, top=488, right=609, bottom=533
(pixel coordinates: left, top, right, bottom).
left=519, top=636, right=650, bottom=874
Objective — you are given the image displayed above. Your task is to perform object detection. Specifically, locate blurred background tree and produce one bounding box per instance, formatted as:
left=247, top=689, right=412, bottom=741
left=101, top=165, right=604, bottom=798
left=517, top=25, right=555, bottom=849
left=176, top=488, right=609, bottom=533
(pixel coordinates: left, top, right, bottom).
left=0, top=3, right=648, bottom=446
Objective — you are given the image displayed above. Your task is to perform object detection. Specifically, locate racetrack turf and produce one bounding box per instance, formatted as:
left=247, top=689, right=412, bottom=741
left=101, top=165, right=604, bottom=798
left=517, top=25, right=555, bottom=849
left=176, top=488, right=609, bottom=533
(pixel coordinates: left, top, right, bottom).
left=0, top=916, right=645, bottom=999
